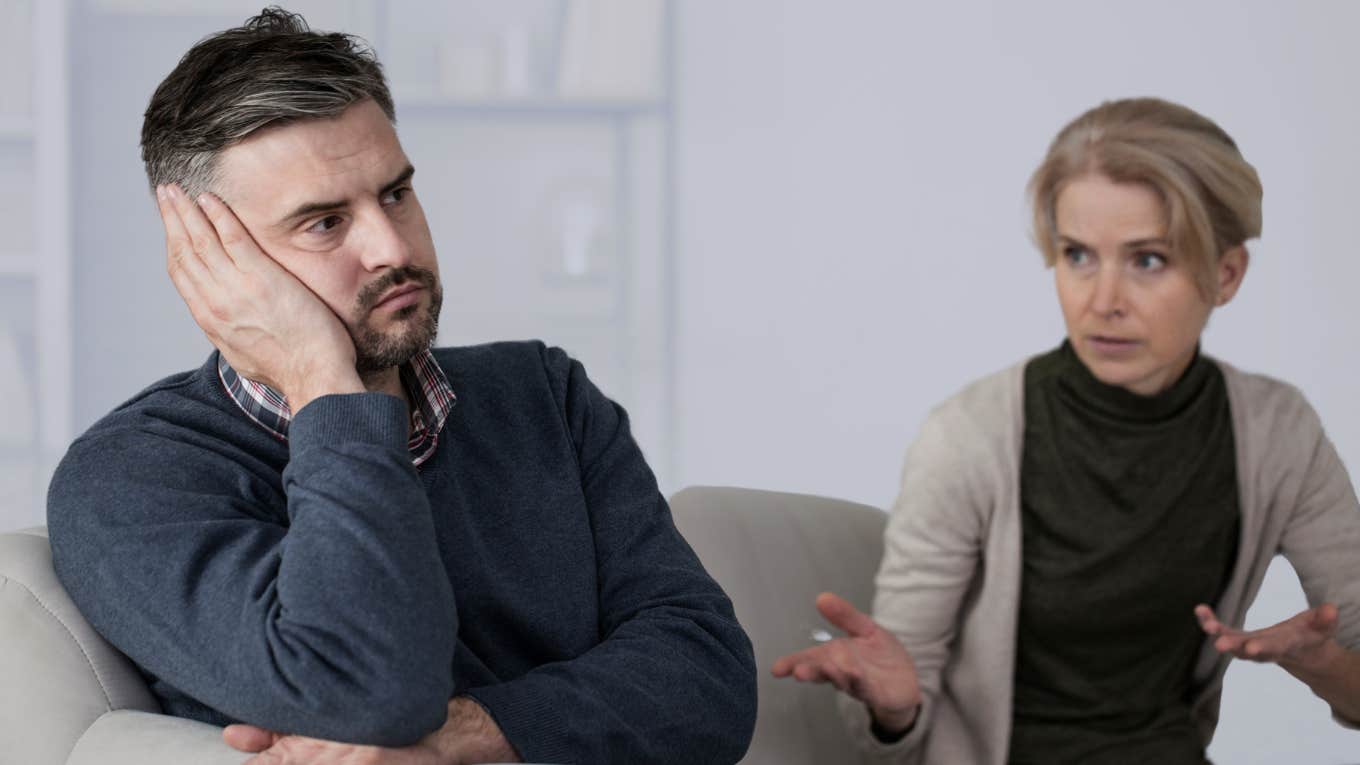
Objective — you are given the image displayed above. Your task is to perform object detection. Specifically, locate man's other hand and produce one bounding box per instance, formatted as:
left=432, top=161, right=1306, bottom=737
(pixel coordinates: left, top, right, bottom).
left=225, top=725, right=444, bottom=764
left=156, top=183, right=364, bottom=411
left=224, top=697, right=520, bottom=764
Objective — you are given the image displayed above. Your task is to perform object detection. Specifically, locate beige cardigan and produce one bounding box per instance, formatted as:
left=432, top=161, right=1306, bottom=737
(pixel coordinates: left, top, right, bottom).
left=839, top=357, right=1360, bottom=764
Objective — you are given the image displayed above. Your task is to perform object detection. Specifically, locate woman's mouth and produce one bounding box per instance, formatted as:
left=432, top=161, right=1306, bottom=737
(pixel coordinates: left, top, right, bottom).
left=1087, top=335, right=1140, bottom=355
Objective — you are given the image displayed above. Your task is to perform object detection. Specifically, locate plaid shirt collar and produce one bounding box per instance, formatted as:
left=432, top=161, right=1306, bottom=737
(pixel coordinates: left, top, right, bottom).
left=217, top=350, right=456, bottom=467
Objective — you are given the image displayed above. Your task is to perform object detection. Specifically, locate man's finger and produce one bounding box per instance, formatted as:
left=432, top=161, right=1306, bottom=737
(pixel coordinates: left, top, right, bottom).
left=166, top=183, right=234, bottom=275
left=816, top=592, right=878, bottom=639
left=158, top=186, right=215, bottom=288
left=222, top=724, right=278, bottom=752
left=197, top=191, right=267, bottom=268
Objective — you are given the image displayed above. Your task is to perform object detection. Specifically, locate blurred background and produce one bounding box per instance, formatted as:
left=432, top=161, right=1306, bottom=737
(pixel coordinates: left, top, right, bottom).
left=1, top=0, right=1358, bottom=760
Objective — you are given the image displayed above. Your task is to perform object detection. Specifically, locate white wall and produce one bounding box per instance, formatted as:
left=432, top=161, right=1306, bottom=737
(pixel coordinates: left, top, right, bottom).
left=672, top=2, right=1360, bottom=762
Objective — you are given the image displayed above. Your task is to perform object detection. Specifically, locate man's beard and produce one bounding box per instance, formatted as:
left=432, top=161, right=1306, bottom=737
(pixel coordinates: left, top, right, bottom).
left=350, top=265, right=443, bottom=375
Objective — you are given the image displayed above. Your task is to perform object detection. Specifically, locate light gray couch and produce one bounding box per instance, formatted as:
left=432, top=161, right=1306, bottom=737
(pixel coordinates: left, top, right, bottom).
left=0, top=526, right=243, bottom=764
left=671, top=486, right=886, bottom=765
left=1, top=487, right=886, bottom=764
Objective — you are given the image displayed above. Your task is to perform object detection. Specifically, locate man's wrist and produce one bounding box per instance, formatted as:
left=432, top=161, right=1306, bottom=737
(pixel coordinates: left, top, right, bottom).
left=431, top=696, right=519, bottom=765
left=286, top=367, right=365, bottom=413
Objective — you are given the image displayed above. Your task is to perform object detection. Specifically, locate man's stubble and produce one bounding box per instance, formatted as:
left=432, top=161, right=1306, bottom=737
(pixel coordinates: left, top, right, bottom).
left=350, top=265, right=443, bottom=374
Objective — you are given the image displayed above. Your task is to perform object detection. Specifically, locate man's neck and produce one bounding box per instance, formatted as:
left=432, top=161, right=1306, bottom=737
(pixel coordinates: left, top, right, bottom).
left=361, top=366, right=410, bottom=413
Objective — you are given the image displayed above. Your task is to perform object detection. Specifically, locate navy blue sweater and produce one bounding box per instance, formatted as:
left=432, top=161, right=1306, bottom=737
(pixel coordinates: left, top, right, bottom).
left=48, top=342, right=756, bottom=763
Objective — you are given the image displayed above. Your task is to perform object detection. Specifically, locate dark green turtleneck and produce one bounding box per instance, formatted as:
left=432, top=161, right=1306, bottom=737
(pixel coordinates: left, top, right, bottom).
left=1007, top=341, right=1239, bottom=765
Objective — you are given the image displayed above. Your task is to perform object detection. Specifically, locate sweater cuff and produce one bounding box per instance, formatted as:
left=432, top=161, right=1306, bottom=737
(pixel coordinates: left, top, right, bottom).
left=837, top=690, right=926, bottom=758
left=289, top=392, right=409, bottom=454
left=464, top=682, right=573, bottom=764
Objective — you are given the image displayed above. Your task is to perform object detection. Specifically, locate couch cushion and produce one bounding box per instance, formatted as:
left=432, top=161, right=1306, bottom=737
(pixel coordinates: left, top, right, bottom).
left=669, top=486, right=886, bottom=765
left=0, top=527, right=159, bottom=765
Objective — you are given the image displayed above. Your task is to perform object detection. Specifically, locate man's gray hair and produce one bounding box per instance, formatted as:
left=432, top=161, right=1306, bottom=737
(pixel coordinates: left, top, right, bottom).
left=140, top=6, right=395, bottom=199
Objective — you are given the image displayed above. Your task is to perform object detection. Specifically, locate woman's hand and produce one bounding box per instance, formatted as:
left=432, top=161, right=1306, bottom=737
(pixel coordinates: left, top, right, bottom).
left=771, top=592, right=922, bottom=735
left=1195, top=602, right=1338, bottom=669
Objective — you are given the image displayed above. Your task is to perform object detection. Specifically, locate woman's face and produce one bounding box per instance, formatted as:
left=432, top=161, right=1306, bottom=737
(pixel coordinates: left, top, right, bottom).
left=1053, top=173, right=1247, bottom=396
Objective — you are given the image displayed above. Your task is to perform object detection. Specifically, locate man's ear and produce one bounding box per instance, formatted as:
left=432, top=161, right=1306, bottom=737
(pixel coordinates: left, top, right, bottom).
left=1214, top=245, right=1249, bottom=306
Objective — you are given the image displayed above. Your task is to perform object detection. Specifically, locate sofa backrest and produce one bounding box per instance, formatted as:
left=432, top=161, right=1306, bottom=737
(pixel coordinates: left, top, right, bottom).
left=0, top=527, right=159, bottom=765
left=669, top=486, right=887, bottom=765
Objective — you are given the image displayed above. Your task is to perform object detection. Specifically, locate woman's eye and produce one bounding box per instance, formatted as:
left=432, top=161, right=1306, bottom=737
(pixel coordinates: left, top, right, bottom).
left=1062, top=245, right=1090, bottom=266
left=307, top=215, right=344, bottom=234
left=1135, top=251, right=1168, bottom=271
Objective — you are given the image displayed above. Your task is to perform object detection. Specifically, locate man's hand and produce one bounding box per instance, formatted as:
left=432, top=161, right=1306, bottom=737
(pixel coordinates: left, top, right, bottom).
left=771, top=592, right=922, bottom=736
left=1196, top=602, right=1338, bottom=669
left=223, top=697, right=520, bottom=765
left=224, top=725, right=444, bottom=765
left=156, top=183, right=363, bottom=411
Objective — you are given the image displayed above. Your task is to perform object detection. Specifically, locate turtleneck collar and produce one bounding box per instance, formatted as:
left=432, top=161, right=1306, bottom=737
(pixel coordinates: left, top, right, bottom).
left=1054, top=339, right=1214, bottom=424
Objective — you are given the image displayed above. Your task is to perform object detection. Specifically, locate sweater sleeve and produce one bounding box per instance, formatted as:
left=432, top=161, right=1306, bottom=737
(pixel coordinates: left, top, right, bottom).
left=48, top=392, right=457, bottom=747
left=1274, top=398, right=1360, bottom=728
left=838, top=398, right=993, bottom=764
left=463, top=347, right=757, bottom=764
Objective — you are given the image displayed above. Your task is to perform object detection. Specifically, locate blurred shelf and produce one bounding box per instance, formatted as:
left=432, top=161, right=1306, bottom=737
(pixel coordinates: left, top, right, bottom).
left=396, top=95, right=667, bottom=121
left=0, top=116, right=34, bottom=141
left=0, top=253, right=35, bottom=276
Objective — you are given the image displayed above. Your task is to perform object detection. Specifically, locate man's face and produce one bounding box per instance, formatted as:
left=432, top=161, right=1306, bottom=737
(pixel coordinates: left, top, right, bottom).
left=215, top=99, right=442, bottom=374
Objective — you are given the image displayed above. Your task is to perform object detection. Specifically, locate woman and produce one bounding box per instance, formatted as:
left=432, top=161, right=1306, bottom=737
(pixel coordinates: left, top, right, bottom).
left=772, top=98, right=1360, bottom=764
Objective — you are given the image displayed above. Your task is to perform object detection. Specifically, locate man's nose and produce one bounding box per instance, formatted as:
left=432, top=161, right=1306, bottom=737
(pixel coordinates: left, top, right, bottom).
left=357, top=211, right=415, bottom=272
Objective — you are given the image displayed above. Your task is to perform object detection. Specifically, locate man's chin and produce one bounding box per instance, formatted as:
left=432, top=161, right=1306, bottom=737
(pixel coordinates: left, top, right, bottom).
left=351, top=293, right=441, bottom=373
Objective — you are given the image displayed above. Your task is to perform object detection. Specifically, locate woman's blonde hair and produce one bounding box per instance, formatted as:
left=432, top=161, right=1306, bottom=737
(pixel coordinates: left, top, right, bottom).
left=1028, top=98, right=1262, bottom=296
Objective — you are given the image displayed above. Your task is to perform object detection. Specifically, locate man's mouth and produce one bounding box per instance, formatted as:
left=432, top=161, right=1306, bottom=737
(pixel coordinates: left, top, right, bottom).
left=372, top=283, right=424, bottom=311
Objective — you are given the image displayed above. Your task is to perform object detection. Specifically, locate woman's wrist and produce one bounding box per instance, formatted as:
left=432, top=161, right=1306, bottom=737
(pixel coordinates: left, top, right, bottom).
left=869, top=703, right=919, bottom=742
left=1278, top=637, right=1345, bottom=678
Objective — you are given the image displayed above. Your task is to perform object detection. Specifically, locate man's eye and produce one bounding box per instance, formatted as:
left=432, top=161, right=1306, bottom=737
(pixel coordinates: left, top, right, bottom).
left=307, top=215, right=344, bottom=234
left=381, top=187, right=411, bottom=206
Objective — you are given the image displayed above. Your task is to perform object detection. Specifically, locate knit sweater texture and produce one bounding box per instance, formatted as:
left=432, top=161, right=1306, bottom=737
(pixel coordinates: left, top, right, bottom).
left=48, top=341, right=757, bottom=764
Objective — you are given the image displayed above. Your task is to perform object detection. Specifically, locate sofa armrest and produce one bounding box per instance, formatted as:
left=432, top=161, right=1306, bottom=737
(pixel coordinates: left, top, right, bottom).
left=67, top=710, right=243, bottom=765
left=0, top=527, right=160, bottom=765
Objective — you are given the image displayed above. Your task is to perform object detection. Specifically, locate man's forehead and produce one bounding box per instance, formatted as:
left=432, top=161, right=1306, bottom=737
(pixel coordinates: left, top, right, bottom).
left=217, top=100, right=407, bottom=208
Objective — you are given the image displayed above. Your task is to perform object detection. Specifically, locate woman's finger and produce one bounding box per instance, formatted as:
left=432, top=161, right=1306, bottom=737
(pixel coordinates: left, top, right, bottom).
left=772, top=645, right=830, bottom=677
left=791, top=661, right=832, bottom=684
left=1194, top=604, right=1222, bottom=635
left=816, top=592, right=879, bottom=639
left=1310, top=603, right=1339, bottom=635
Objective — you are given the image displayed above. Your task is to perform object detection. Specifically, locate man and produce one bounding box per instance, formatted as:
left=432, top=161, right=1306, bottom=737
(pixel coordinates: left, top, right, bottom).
left=47, top=8, right=756, bottom=764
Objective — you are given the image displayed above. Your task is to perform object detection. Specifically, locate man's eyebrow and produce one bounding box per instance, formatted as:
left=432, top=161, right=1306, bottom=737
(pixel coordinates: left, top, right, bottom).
left=274, top=164, right=417, bottom=229
left=380, top=165, right=416, bottom=197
